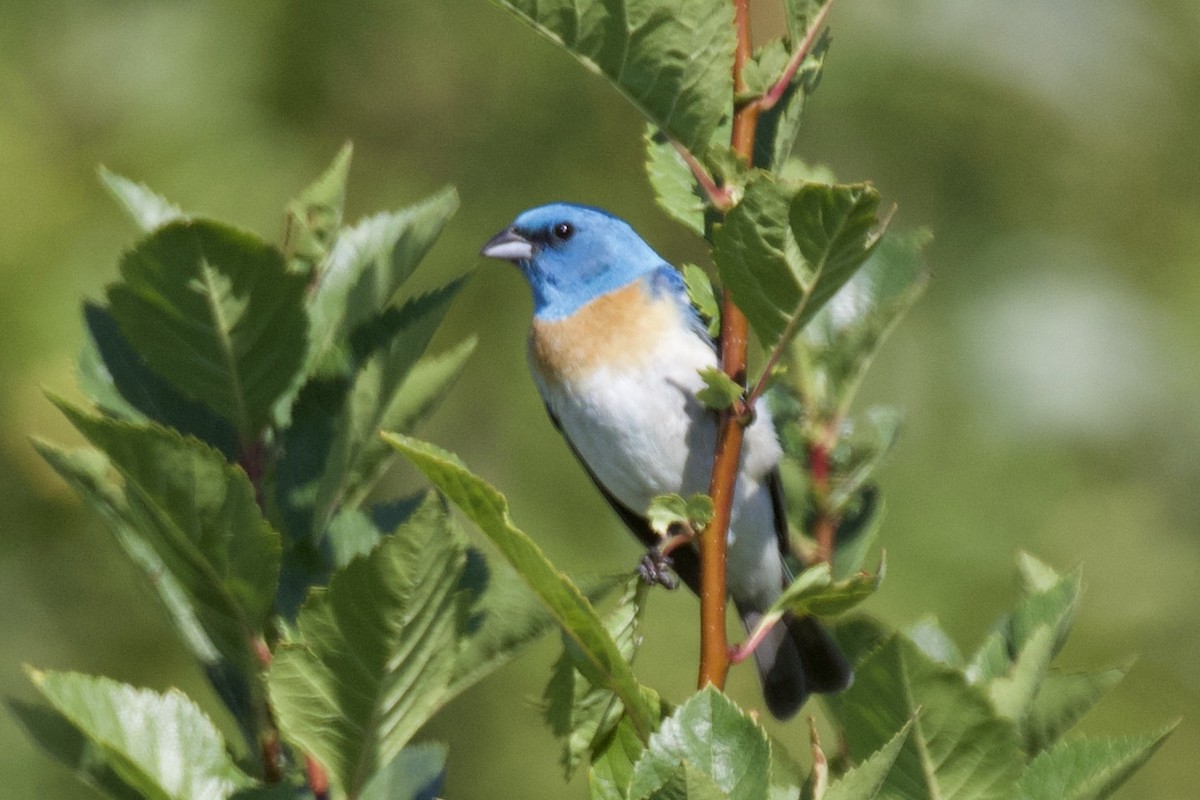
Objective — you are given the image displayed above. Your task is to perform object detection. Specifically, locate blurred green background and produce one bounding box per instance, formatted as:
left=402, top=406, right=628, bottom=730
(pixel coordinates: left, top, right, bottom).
left=2, top=1, right=1198, bottom=797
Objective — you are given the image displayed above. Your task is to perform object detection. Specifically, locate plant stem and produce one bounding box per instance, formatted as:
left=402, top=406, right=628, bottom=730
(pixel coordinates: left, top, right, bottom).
left=698, top=0, right=760, bottom=693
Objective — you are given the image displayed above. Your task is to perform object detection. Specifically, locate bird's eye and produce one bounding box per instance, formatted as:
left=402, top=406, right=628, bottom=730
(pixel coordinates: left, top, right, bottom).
left=552, top=222, right=574, bottom=241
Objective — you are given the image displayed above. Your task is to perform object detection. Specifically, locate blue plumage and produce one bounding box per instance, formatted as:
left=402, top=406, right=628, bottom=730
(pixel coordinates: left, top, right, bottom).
left=482, top=203, right=851, bottom=719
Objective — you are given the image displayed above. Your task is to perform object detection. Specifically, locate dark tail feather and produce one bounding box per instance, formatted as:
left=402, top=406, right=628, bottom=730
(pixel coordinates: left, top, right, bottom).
left=739, top=607, right=853, bottom=720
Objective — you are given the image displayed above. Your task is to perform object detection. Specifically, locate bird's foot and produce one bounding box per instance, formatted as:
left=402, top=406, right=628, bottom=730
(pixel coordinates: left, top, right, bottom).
left=637, top=549, right=679, bottom=590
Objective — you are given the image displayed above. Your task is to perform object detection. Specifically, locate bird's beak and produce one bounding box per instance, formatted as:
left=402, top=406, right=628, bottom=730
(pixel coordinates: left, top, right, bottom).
left=480, top=228, right=534, bottom=262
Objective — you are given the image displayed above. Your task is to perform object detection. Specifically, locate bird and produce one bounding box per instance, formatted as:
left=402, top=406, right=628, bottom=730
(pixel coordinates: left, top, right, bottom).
left=481, top=202, right=851, bottom=719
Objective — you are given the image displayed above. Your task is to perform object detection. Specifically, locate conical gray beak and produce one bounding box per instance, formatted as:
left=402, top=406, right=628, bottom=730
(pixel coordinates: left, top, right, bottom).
left=480, top=228, right=534, bottom=261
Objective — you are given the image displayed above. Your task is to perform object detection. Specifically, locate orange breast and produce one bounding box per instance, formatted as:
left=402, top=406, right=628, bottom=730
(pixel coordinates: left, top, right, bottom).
left=529, top=281, right=675, bottom=385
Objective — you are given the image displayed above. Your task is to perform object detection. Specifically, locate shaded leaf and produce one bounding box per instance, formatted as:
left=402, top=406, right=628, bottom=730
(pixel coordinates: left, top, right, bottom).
left=494, top=0, right=735, bottom=157
left=278, top=281, right=467, bottom=540
left=904, top=615, right=964, bottom=669
left=1024, top=665, right=1130, bottom=755
left=1016, top=724, right=1177, bottom=800
left=385, top=433, right=660, bottom=740
left=81, top=302, right=238, bottom=458
left=628, top=687, right=770, bottom=800
left=546, top=578, right=649, bottom=777
left=359, top=742, right=448, bottom=800
left=27, top=669, right=252, bottom=800
left=32, top=441, right=260, bottom=750
left=750, top=29, right=830, bottom=171
left=825, top=627, right=1024, bottom=800
left=56, top=402, right=280, bottom=637
left=107, top=219, right=309, bottom=441
left=822, top=718, right=914, bottom=800
left=10, top=699, right=142, bottom=800
left=267, top=497, right=467, bottom=797
left=590, top=716, right=647, bottom=800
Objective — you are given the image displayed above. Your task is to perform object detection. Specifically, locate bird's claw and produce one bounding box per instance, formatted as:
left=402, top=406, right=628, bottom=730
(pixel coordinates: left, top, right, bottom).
left=638, top=549, right=679, bottom=590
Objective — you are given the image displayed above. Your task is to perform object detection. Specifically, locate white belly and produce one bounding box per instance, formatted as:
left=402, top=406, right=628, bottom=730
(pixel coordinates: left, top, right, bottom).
left=532, top=328, right=786, bottom=607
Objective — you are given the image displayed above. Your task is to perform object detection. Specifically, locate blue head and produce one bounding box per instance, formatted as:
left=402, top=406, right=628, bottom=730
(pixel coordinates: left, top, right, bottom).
left=481, top=203, right=670, bottom=320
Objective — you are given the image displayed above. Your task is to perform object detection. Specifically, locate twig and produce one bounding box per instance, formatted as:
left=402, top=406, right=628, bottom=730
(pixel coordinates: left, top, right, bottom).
left=749, top=0, right=834, bottom=114
left=671, top=140, right=734, bottom=211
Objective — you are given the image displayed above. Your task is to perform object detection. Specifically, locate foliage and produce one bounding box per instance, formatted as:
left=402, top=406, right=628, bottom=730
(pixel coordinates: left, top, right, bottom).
left=18, top=151, right=594, bottom=798
left=12, top=0, right=1173, bottom=798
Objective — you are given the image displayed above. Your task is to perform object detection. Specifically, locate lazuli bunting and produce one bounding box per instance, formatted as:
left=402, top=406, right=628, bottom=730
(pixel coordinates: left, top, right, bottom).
left=482, top=203, right=851, bottom=719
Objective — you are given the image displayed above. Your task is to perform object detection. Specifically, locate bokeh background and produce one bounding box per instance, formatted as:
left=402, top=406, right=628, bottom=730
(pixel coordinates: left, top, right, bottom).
left=2, top=1, right=1198, bottom=797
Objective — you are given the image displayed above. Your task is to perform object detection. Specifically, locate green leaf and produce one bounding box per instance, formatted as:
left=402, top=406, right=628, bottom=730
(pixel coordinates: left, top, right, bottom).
left=904, top=615, right=964, bottom=669
left=765, top=558, right=883, bottom=621
left=824, top=628, right=1024, bottom=800
left=590, top=716, right=647, bottom=800
left=788, top=182, right=882, bottom=329
left=829, top=490, right=883, bottom=582
left=267, top=497, right=468, bottom=797
left=750, top=29, right=830, bottom=171
left=681, top=263, right=721, bottom=337
left=988, top=624, right=1057, bottom=725
left=643, top=763, right=728, bottom=800
left=32, top=441, right=261, bottom=750
left=646, top=494, right=689, bottom=537
left=968, top=559, right=1082, bottom=686
left=359, top=742, right=448, bottom=800
left=27, top=669, right=252, bottom=800
left=822, top=718, right=914, bottom=800
left=494, top=0, right=735, bottom=157
left=450, top=555, right=625, bottom=704
left=384, top=433, right=661, bottom=740
left=712, top=175, right=803, bottom=348
left=50, top=403, right=280, bottom=670
left=343, top=336, right=478, bottom=509
left=285, top=142, right=354, bottom=270
left=107, top=219, right=309, bottom=441
left=1023, top=664, right=1129, bottom=754
left=278, top=281, right=467, bottom=540
left=645, top=128, right=706, bottom=235
left=696, top=367, right=743, bottom=410
left=99, top=167, right=185, bottom=232
left=628, top=687, right=770, bottom=800
left=801, top=229, right=929, bottom=417
left=1016, top=724, right=1177, bottom=800
left=81, top=302, right=238, bottom=458
left=10, top=699, right=143, bottom=800
left=305, top=187, right=459, bottom=374
left=547, top=578, right=649, bottom=777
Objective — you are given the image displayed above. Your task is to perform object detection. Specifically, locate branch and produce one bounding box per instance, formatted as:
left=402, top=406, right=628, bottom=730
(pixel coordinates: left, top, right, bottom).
left=698, top=0, right=760, bottom=693
left=671, top=140, right=734, bottom=211
left=748, top=0, right=834, bottom=114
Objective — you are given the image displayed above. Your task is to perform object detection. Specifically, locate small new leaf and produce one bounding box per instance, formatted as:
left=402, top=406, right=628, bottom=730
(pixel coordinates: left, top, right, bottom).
left=647, top=494, right=689, bottom=537
left=697, top=367, right=743, bottom=411
left=682, top=263, right=721, bottom=337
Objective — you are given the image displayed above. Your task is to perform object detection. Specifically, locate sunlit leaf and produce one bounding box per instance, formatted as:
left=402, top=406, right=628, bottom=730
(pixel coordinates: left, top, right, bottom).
left=385, top=433, right=661, bottom=740
left=1016, top=724, right=1177, bottom=800
left=267, top=498, right=467, bottom=797
left=628, top=687, right=770, bottom=800
left=26, top=670, right=252, bottom=800
left=494, top=0, right=735, bottom=157
left=825, top=625, right=1024, bottom=800
left=99, top=167, right=185, bottom=232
